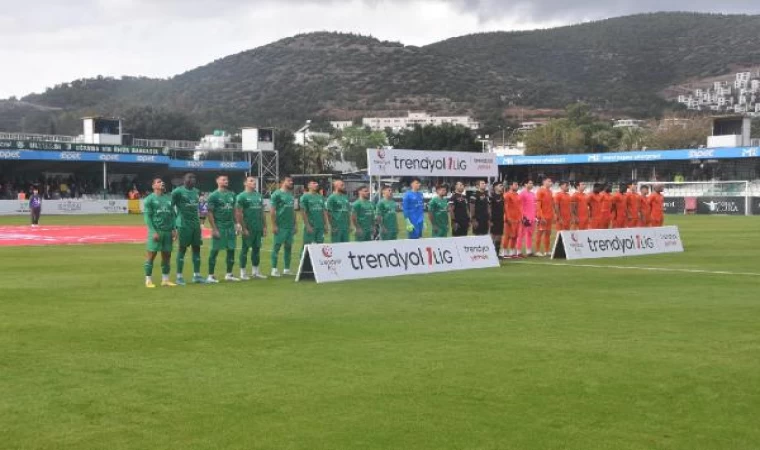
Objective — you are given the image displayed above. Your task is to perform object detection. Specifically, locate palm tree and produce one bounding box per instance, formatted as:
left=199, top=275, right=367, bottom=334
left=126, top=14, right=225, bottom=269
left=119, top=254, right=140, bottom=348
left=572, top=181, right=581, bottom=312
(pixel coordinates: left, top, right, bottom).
left=304, top=135, right=337, bottom=174
left=618, top=127, right=648, bottom=151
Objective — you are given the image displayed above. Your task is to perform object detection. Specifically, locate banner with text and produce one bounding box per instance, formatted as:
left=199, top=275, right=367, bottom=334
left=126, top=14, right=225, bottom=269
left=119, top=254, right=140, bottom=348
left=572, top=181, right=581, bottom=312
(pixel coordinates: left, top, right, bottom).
left=552, top=226, right=684, bottom=260
left=367, top=148, right=498, bottom=178
left=0, top=199, right=130, bottom=215
left=297, top=235, right=499, bottom=283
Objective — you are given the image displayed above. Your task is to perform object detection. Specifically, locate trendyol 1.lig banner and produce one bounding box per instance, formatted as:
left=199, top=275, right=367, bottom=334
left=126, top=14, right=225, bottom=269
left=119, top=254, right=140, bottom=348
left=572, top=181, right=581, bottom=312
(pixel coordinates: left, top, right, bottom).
left=552, top=226, right=684, bottom=261
left=367, top=148, right=498, bottom=178
left=296, top=235, right=499, bottom=283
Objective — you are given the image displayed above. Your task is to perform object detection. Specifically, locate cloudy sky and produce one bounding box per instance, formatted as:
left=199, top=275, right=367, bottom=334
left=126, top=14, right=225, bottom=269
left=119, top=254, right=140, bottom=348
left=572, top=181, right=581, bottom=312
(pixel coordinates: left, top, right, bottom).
left=2, top=0, right=760, bottom=98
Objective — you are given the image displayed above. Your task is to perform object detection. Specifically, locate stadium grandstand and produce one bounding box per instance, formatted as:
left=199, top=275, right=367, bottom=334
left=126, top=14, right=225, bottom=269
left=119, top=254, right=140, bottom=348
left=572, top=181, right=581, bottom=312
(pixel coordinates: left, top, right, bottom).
left=0, top=118, right=276, bottom=202
left=497, top=147, right=760, bottom=215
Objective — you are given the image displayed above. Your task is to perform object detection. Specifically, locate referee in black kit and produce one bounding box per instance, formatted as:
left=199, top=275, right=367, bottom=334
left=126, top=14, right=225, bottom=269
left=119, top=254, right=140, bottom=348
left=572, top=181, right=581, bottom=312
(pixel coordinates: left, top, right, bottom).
left=448, top=181, right=470, bottom=237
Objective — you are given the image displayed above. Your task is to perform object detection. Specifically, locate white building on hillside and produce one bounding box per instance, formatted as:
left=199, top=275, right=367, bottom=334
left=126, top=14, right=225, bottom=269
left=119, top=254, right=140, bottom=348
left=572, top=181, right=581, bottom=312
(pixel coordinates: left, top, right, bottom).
left=330, top=121, right=354, bottom=131
left=362, top=111, right=480, bottom=132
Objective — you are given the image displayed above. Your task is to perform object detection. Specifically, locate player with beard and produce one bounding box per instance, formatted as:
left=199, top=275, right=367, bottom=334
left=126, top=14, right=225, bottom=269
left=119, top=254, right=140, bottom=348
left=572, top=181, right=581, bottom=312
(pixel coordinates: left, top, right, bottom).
left=352, top=186, right=375, bottom=242
left=376, top=186, right=399, bottom=240
left=588, top=184, right=603, bottom=229
left=270, top=176, right=297, bottom=277
left=571, top=181, right=590, bottom=230
left=448, top=181, right=470, bottom=237
left=428, top=184, right=450, bottom=238
left=326, top=180, right=351, bottom=243
left=490, top=181, right=505, bottom=252
left=172, top=173, right=206, bottom=285
left=469, top=180, right=491, bottom=236
left=206, top=175, right=238, bottom=283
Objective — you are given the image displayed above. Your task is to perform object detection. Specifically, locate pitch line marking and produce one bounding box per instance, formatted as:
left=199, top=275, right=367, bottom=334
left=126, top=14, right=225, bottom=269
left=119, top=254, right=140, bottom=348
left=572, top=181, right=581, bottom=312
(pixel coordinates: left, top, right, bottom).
left=510, top=261, right=760, bottom=277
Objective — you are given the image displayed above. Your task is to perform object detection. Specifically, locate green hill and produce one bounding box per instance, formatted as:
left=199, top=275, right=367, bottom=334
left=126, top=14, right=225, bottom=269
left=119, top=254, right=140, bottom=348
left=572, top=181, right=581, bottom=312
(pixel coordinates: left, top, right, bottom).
left=7, top=12, right=760, bottom=135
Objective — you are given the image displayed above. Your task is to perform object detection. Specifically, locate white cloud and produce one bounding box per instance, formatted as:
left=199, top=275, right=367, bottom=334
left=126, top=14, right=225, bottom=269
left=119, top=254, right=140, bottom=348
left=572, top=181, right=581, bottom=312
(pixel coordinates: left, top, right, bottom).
left=1, top=0, right=759, bottom=98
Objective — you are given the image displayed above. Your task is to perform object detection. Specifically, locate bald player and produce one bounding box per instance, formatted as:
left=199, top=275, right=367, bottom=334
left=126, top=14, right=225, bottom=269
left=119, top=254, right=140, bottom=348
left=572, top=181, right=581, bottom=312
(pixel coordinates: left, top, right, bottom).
left=571, top=182, right=590, bottom=230
left=535, top=177, right=555, bottom=257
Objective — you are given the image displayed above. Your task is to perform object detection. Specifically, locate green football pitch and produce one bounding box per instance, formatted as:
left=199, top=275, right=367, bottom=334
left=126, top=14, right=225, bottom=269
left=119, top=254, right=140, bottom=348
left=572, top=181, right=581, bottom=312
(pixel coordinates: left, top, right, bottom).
left=1, top=215, right=758, bottom=450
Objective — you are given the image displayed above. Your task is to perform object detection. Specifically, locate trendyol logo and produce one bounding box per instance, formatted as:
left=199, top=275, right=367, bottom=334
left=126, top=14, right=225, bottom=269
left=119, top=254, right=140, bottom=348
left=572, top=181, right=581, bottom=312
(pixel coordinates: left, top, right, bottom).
left=347, top=246, right=454, bottom=271
left=586, top=233, right=655, bottom=254
left=392, top=155, right=468, bottom=173
left=321, top=246, right=333, bottom=258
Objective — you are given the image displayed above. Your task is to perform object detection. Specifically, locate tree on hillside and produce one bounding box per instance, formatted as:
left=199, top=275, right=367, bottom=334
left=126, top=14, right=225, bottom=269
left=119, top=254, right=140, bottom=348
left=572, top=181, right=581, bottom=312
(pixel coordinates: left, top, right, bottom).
left=648, top=117, right=710, bottom=149
left=304, top=135, right=338, bottom=174
left=388, top=124, right=480, bottom=152
left=275, top=129, right=300, bottom=176
left=524, top=119, right=586, bottom=155
left=339, top=126, right=387, bottom=168
left=618, top=127, right=650, bottom=151
left=122, top=106, right=202, bottom=140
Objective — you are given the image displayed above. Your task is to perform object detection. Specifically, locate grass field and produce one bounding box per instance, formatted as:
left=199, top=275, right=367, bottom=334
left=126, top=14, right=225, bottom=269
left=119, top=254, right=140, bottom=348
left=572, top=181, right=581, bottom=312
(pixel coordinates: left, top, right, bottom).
left=1, top=215, right=759, bottom=450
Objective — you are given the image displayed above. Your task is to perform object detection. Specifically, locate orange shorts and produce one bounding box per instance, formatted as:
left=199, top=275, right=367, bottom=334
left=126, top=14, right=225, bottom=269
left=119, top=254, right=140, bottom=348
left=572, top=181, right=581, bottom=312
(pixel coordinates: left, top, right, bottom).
left=538, top=218, right=553, bottom=232
left=504, top=220, right=520, bottom=238
left=577, top=220, right=589, bottom=230
left=556, top=219, right=572, bottom=231
left=650, top=218, right=664, bottom=227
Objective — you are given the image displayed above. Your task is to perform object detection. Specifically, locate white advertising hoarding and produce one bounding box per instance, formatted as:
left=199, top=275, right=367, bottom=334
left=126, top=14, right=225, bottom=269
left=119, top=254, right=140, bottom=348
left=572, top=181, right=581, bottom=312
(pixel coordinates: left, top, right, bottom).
left=0, top=199, right=130, bottom=215
left=366, top=148, right=498, bottom=178
left=552, top=226, right=684, bottom=260
left=297, top=235, right=499, bottom=283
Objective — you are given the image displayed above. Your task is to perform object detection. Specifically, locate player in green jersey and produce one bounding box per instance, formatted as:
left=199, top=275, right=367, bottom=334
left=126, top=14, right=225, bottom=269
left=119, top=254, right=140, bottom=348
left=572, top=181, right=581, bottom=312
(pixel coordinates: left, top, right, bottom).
left=206, top=175, right=239, bottom=283
left=326, top=179, right=351, bottom=243
left=300, top=179, right=328, bottom=256
left=270, top=176, right=297, bottom=277
left=143, top=177, right=177, bottom=288
left=352, top=186, right=376, bottom=242
left=376, top=186, right=399, bottom=241
left=428, top=184, right=450, bottom=238
left=171, top=173, right=206, bottom=285
left=235, top=176, right=268, bottom=280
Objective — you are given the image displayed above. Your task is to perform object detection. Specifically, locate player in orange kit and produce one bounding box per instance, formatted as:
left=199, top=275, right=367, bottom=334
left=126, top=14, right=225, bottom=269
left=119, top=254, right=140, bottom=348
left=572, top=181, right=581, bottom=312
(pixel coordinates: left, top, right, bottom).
left=602, top=184, right=614, bottom=229
left=571, top=182, right=590, bottom=230
left=535, top=177, right=555, bottom=257
left=648, top=185, right=665, bottom=227
left=554, top=181, right=572, bottom=231
left=588, top=184, right=604, bottom=229
left=501, top=180, right=522, bottom=258
left=625, top=182, right=641, bottom=228
left=611, top=184, right=628, bottom=228
left=639, top=185, right=652, bottom=227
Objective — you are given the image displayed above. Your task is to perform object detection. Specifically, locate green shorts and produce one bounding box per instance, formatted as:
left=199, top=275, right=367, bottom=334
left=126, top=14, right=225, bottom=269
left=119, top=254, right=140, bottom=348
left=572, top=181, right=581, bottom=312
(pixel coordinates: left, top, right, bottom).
left=432, top=226, right=449, bottom=238
left=147, top=230, right=173, bottom=253
left=355, top=229, right=373, bottom=242
left=303, top=227, right=325, bottom=245
left=178, top=224, right=202, bottom=248
left=380, top=229, right=398, bottom=241
left=274, top=228, right=294, bottom=245
left=241, top=229, right=263, bottom=248
left=211, top=227, right=236, bottom=251
left=331, top=229, right=350, bottom=243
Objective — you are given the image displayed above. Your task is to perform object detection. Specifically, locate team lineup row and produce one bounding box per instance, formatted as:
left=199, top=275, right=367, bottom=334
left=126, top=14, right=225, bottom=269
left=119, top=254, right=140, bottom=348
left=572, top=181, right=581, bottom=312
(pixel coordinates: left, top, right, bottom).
left=142, top=173, right=666, bottom=287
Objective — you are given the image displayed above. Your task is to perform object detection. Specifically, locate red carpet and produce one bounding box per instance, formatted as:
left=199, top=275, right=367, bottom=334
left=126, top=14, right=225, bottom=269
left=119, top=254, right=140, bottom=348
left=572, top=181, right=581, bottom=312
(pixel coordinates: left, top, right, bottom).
left=0, top=225, right=211, bottom=247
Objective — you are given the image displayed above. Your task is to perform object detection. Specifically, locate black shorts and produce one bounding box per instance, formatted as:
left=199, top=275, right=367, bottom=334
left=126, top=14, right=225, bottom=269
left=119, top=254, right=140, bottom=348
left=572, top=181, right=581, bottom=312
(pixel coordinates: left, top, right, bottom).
left=490, top=220, right=504, bottom=236
left=451, top=221, right=469, bottom=237
left=472, top=220, right=490, bottom=236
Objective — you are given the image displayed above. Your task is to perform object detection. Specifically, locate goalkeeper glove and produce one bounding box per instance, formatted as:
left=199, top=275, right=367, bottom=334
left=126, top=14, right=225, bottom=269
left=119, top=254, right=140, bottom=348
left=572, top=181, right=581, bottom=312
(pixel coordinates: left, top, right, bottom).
left=405, top=219, right=415, bottom=232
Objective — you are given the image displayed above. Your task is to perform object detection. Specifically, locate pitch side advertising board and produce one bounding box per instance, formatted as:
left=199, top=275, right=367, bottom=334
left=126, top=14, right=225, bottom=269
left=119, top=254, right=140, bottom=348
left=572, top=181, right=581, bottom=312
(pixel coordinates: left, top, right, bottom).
left=552, top=226, right=684, bottom=260
left=296, top=235, right=499, bottom=283
left=0, top=200, right=130, bottom=215
left=695, top=197, right=747, bottom=215
left=366, top=148, right=498, bottom=178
